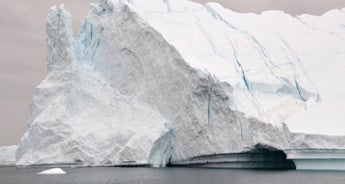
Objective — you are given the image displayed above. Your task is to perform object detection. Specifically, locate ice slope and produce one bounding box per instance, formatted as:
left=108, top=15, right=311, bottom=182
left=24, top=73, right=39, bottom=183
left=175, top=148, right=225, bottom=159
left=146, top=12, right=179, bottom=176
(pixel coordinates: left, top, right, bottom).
left=0, top=145, right=18, bottom=166
left=135, top=1, right=344, bottom=133
left=16, top=0, right=345, bottom=167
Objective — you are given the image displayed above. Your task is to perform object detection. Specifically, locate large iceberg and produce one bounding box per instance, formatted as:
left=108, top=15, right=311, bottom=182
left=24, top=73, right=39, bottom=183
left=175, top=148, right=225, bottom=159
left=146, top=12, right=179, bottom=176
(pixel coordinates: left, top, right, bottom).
left=16, top=0, right=345, bottom=169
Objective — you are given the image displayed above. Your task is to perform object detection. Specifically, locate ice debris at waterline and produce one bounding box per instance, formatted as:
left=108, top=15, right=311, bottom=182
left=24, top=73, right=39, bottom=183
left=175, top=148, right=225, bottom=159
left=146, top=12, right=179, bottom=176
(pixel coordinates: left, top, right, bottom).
left=15, top=0, right=345, bottom=170
left=37, top=168, right=66, bottom=175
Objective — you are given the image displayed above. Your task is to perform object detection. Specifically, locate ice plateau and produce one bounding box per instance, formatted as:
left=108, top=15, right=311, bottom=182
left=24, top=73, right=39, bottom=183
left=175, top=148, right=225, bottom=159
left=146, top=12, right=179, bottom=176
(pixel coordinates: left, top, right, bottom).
left=16, top=0, right=345, bottom=168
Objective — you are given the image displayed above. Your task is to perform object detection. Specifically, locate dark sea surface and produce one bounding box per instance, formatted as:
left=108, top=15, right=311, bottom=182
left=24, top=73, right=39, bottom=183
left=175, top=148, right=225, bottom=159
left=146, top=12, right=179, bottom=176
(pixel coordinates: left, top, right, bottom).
left=1, top=167, right=345, bottom=184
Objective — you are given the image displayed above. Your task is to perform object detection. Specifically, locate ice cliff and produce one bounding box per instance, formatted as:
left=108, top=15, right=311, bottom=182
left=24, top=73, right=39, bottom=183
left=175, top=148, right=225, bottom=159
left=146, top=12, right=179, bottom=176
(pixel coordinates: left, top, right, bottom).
left=16, top=0, right=345, bottom=167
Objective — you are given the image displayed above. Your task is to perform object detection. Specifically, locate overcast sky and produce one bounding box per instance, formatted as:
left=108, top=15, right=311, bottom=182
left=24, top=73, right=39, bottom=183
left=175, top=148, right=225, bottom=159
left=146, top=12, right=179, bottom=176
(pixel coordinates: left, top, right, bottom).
left=1, top=0, right=345, bottom=146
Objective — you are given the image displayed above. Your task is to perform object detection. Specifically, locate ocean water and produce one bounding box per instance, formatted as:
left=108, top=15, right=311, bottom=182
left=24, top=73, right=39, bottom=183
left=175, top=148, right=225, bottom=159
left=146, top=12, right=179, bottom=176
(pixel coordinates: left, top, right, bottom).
left=1, top=167, right=345, bottom=184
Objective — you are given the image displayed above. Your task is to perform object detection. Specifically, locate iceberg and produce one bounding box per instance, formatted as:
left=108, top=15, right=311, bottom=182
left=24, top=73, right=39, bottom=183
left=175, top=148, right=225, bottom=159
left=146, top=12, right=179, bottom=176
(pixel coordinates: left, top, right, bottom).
left=16, top=0, right=345, bottom=170
left=0, top=145, right=18, bottom=166
left=37, top=168, right=66, bottom=175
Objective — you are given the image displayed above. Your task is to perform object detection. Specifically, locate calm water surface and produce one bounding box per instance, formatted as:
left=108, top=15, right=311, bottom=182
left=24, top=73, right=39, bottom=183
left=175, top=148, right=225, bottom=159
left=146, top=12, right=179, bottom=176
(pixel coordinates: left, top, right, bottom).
left=1, top=167, right=345, bottom=184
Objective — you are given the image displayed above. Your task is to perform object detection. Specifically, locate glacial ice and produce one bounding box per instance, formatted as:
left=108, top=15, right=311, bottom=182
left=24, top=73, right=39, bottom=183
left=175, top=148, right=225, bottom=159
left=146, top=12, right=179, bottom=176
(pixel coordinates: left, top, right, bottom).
left=0, top=145, right=18, bottom=166
left=16, top=0, right=345, bottom=169
left=37, top=168, right=66, bottom=175
left=286, top=149, right=345, bottom=170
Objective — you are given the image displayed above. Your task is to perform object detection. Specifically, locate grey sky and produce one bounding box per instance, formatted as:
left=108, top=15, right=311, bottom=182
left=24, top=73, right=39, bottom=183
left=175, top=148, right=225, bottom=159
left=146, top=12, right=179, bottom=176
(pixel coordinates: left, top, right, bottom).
left=1, top=0, right=344, bottom=146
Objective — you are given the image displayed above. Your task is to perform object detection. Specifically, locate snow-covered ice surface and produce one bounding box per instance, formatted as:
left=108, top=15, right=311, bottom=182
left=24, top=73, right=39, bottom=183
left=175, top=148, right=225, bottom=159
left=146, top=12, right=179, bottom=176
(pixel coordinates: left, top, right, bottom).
left=16, top=0, right=345, bottom=168
left=0, top=145, right=18, bottom=166
left=37, top=168, right=66, bottom=175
